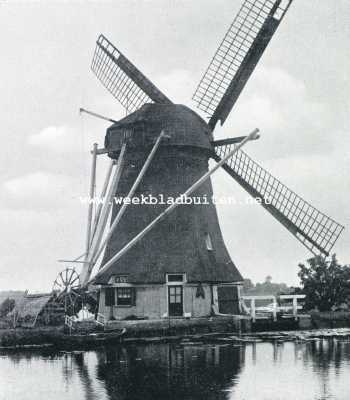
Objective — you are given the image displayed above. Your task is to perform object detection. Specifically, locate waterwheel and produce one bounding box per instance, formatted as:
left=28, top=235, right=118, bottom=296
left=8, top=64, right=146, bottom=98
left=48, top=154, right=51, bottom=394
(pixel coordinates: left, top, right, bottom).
left=52, top=267, right=81, bottom=315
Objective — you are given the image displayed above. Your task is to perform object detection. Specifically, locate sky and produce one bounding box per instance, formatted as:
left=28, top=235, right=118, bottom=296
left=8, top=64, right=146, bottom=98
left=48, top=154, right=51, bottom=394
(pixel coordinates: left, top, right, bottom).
left=0, top=0, right=349, bottom=292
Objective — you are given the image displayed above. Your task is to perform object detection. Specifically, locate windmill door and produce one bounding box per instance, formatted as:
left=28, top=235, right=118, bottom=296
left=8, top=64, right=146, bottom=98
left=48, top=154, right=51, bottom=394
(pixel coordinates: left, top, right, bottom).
left=168, top=286, right=183, bottom=317
left=217, top=286, right=239, bottom=314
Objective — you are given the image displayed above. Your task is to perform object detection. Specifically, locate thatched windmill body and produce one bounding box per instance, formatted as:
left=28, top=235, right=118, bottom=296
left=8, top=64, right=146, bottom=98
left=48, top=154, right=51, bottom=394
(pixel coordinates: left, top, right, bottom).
left=66, top=0, right=343, bottom=320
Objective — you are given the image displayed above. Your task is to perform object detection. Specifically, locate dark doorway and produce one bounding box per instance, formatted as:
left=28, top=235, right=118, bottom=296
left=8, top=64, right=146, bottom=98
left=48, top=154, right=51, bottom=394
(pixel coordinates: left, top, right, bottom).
left=168, top=286, right=183, bottom=317
left=217, top=286, right=240, bottom=314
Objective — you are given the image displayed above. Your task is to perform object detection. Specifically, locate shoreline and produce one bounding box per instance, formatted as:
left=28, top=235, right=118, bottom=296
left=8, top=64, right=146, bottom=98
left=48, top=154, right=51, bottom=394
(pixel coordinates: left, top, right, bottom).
left=1, top=327, right=350, bottom=352
left=1, top=311, right=350, bottom=351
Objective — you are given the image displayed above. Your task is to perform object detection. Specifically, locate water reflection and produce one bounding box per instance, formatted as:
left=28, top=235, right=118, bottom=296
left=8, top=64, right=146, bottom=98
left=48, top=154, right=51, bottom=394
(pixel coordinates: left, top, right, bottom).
left=96, top=343, right=243, bottom=400
left=1, top=338, right=350, bottom=400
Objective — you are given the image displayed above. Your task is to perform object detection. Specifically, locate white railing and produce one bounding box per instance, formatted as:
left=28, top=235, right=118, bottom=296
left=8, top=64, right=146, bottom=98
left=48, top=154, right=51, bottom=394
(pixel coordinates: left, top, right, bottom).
left=242, top=294, right=305, bottom=322
left=96, top=313, right=106, bottom=327
left=65, top=314, right=74, bottom=327
left=64, top=314, right=75, bottom=334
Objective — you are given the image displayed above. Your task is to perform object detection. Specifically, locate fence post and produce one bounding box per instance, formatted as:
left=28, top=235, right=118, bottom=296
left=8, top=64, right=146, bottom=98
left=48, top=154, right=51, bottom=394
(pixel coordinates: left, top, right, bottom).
left=272, top=296, right=277, bottom=322
left=251, top=299, right=256, bottom=322
left=293, top=297, right=298, bottom=320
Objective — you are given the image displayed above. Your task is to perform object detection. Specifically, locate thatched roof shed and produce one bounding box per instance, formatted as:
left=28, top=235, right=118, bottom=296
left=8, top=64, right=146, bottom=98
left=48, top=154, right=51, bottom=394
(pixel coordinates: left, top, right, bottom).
left=14, top=293, right=53, bottom=327
left=0, top=291, right=26, bottom=308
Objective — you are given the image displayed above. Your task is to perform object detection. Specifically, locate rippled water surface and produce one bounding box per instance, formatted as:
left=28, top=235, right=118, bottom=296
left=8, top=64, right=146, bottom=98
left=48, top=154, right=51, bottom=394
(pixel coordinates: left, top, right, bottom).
left=1, top=338, right=350, bottom=400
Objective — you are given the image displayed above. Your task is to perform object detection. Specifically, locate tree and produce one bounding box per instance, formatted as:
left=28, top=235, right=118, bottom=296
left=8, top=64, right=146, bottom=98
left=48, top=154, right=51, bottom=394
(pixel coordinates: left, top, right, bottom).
left=242, top=276, right=292, bottom=296
left=242, top=278, right=254, bottom=292
left=0, top=298, right=15, bottom=318
left=298, top=255, right=350, bottom=311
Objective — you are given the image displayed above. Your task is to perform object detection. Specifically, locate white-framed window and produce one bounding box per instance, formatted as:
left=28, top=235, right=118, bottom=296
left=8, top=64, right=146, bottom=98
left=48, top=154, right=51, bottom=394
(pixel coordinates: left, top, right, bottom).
left=205, top=233, right=213, bottom=251
left=166, top=273, right=186, bottom=284
left=116, top=287, right=135, bottom=306
left=105, top=286, right=136, bottom=307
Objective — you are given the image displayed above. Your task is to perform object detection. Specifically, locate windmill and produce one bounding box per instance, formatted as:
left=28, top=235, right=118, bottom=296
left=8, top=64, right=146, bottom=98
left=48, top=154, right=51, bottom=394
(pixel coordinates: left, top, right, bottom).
left=59, top=0, right=344, bottom=319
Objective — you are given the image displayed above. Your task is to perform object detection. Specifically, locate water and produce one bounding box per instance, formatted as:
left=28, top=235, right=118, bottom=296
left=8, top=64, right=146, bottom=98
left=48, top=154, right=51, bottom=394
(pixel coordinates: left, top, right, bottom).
left=1, top=339, right=350, bottom=400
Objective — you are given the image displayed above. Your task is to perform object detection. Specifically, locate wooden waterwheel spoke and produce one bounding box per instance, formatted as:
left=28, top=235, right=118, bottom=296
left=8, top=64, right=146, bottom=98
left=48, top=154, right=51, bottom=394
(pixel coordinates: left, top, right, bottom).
left=70, top=288, right=80, bottom=296
left=67, top=269, right=75, bottom=285
left=68, top=293, right=75, bottom=306
left=69, top=276, right=80, bottom=287
left=53, top=280, right=63, bottom=289
left=69, top=289, right=79, bottom=297
left=59, top=271, right=66, bottom=286
left=57, top=289, right=67, bottom=300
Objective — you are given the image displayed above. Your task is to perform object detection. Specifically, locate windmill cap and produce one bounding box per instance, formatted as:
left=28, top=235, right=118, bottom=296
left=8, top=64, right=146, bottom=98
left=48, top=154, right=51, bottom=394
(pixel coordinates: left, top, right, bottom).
left=105, top=103, right=213, bottom=156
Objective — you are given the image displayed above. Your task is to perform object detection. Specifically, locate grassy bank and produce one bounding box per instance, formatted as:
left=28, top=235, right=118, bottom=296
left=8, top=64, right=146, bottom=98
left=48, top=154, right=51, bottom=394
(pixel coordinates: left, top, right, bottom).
left=0, top=327, right=64, bottom=348
left=1, top=312, right=350, bottom=349
left=0, top=317, right=243, bottom=348
left=311, top=311, right=350, bottom=328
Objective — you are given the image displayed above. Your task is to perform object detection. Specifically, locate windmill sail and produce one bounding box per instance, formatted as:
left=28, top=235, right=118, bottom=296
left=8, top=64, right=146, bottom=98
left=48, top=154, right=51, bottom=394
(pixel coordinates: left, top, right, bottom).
left=214, top=143, right=344, bottom=256
left=91, top=34, right=172, bottom=114
left=193, top=0, right=293, bottom=129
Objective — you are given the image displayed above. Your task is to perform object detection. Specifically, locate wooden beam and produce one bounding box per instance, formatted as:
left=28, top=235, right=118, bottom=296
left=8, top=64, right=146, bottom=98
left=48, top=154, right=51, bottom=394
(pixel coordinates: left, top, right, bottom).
left=242, top=295, right=276, bottom=301
left=80, top=143, right=127, bottom=286
left=90, top=159, right=114, bottom=241
left=212, top=135, right=260, bottom=147
left=95, top=148, right=109, bottom=155
left=84, top=143, right=98, bottom=264
left=80, top=107, right=118, bottom=123
left=91, top=130, right=166, bottom=267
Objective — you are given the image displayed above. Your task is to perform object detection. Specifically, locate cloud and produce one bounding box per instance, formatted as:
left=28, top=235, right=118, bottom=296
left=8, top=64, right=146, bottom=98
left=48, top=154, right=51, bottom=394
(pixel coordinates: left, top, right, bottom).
left=28, top=125, right=77, bottom=153
left=263, top=148, right=350, bottom=223
left=27, top=122, right=116, bottom=164
left=2, top=171, right=81, bottom=210
left=157, top=69, right=195, bottom=105
left=253, top=66, right=306, bottom=100
left=0, top=207, right=86, bottom=292
left=212, top=66, right=337, bottom=160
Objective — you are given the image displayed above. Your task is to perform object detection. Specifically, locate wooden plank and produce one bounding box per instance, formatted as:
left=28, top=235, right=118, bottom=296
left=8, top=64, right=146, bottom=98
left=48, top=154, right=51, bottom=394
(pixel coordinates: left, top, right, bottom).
left=212, top=135, right=260, bottom=147
left=242, top=295, right=276, bottom=300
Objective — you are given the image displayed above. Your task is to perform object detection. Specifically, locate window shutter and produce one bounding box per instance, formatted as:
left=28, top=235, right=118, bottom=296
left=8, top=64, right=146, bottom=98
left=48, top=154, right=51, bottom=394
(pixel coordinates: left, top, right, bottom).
left=105, top=287, right=115, bottom=306
left=131, top=288, right=136, bottom=306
